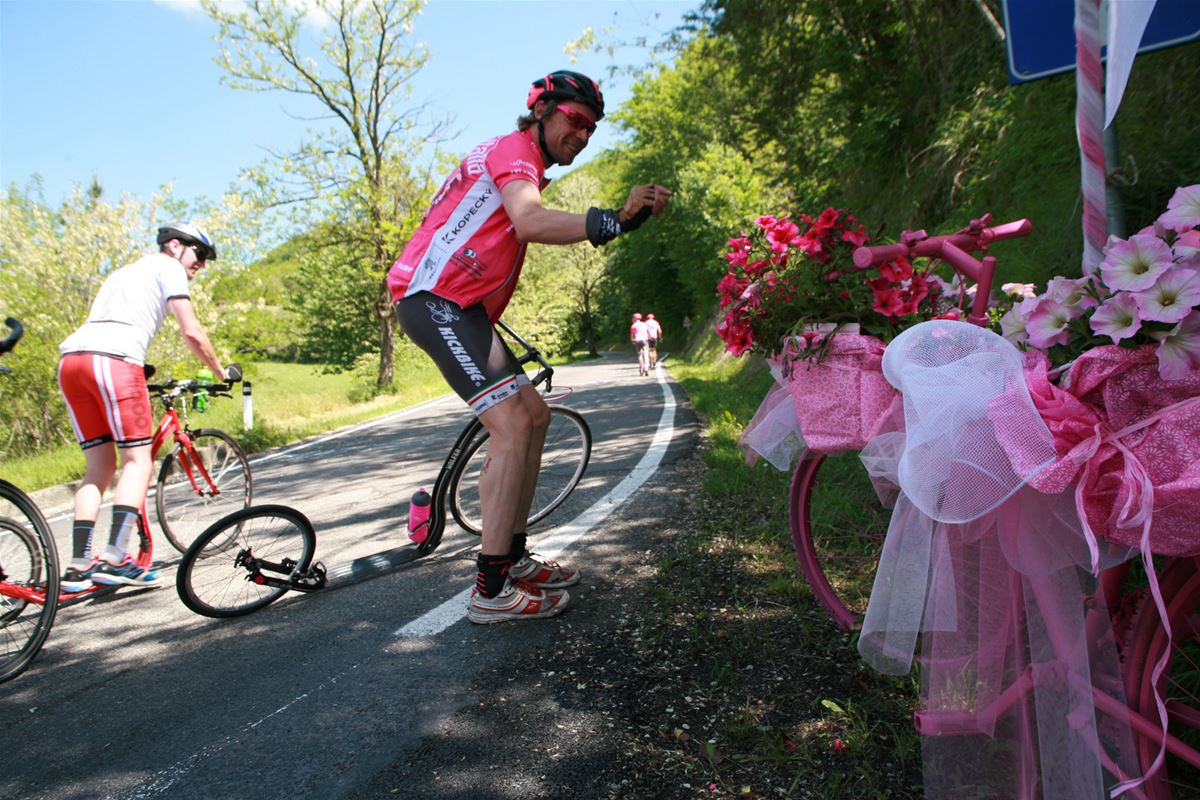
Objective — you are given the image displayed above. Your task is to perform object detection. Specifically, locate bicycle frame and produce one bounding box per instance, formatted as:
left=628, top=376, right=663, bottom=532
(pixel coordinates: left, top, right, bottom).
left=257, top=319, right=578, bottom=592
left=912, top=559, right=1200, bottom=792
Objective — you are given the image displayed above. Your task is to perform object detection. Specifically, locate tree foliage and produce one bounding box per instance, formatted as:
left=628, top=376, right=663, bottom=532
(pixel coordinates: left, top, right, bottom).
left=204, top=0, right=446, bottom=387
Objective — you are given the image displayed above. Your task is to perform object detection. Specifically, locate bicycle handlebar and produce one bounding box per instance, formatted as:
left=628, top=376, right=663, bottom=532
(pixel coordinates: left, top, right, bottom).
left=0, top=317, right=24, bottom=355
left=147, top=362, right=243, bottom=399
left=851, top=214, right=1033, bottom=327
left=852, top=215, right=1033, bottom=270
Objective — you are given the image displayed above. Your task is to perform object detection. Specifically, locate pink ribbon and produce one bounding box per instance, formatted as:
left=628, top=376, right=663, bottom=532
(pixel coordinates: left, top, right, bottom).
left=1066, top=394, right=1200, bottom=797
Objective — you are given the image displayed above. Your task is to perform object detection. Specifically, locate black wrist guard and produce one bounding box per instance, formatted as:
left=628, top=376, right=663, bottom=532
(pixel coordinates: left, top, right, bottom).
left=586, top=207, right=622, bottom=247
left=621, top=204, right=654, bottom=233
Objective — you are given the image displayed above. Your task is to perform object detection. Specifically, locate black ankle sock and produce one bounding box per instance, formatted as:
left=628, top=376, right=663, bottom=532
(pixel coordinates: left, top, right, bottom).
left=72, top=520, right=96, bottom=562
left=107, top=505, right=140, bottom=556
left=476, top=553, right=513, bottom=598
left=508, top=532, right=527, bottom=562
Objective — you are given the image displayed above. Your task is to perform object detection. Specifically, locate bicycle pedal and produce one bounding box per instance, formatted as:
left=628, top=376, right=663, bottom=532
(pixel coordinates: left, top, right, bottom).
left=293, top=561, right=327, bottom=591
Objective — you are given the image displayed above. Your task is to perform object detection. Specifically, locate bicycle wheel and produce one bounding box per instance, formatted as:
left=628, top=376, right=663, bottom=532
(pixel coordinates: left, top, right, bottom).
left=1122, top=560, right=1200, bottom=799
left=176, top=505, right=316, bottom=618
left=156, top=428, right=252, bottom=555
left=0, top=480, right=59, bottom=683
left=788, top=451, right=889, bottom=632
left=449, top=406, right=592, bottom=536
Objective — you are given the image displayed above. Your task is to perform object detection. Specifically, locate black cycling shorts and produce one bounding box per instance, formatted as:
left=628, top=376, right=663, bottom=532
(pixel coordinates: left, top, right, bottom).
left=394, top=292, right=529, bottom=415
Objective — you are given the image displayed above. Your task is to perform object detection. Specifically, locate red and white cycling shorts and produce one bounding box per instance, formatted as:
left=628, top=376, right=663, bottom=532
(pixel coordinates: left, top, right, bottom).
left=57, top=353, right=154, bottom=449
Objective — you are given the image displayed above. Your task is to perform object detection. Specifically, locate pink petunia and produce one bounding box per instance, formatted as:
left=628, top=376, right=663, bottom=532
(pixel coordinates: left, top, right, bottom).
left=725, top=235, right=752, bottom=268
left=1099, top=233, right=1174, bottom=292
left=1000, top=296, right=1039, bottom=344
left=1043, top=275, right=1099, bottom=311
left=754, top=214, right=779, bottom=230
left=1155, top=310, right=1200, bottom=380
left=1156, top=184, right=1200, bottom=234
left=1025, top=300, right=1075, bottom=348
left=1134, top=268, right=1200, bottom=324
left=1089, top=292, right=1142, bottom=343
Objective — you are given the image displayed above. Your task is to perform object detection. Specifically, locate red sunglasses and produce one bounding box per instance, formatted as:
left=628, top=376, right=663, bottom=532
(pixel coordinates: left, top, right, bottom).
left=555, top=104, right=597, bottom=135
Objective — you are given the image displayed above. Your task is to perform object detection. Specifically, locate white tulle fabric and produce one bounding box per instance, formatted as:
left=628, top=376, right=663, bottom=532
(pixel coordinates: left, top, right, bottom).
left=858, top=322, right=1141, bottom=799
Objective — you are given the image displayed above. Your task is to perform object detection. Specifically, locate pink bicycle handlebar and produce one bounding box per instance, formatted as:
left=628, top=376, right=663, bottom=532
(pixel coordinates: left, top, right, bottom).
left=852, top=217, right=1033, bottom=269
left=851, top=215, right=1033, bottom=327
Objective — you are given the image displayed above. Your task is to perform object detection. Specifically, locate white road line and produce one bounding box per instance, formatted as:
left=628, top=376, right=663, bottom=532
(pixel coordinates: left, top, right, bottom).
left=395, top=363, right=677, bottom=638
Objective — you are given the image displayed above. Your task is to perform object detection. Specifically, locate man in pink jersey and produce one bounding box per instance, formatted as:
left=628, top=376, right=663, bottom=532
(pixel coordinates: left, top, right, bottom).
left=645, top=313, right=663, bottom=369
left=57, top=222, right=230, bottom=591
left=388, top=70, right=671, bottom=623
left=630, top=313, right=650, bottom=376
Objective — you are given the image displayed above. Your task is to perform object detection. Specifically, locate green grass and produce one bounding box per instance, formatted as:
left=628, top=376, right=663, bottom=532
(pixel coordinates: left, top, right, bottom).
left=635, top=330, right=923, bottom=797
left=0, top=358, right=452, bottom=491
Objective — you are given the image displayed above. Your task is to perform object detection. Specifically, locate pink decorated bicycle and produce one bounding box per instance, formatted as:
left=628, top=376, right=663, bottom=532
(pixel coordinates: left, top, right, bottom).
left=784, top=214, right=1031, bottom=632
left=748, top=211, right=1199, bottom=796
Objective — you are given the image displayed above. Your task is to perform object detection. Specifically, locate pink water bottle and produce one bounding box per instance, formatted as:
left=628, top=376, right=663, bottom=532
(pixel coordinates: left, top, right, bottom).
left=407, top=488, right=431, bottom=543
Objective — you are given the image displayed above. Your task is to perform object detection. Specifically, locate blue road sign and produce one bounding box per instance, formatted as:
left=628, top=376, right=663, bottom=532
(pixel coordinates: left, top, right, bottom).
left=1002, top=0, right=1200, bottom=84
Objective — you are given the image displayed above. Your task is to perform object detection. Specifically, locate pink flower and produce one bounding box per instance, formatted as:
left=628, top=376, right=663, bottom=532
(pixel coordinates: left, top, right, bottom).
left=766, top=219, right=801, bottom=254
left=840, top=224, right=868, bottom=246
left=1089, top=292, right=1142, bottom=343
left=833, top=738, right=846, bottom=751
left=1001, top=282, right=1037, bottom=299
left=725, top=235, right=752, bottom=268
left=1025, top=300, right=1075, bottom=348
left=1156, top=184, right=1200, bottom=233
left=1099, top=233, right=1174, bottom=292
left=754, top=214, right=779, bottom=230
left=1135, top=267, right=1200, bottom=324
left=1043, top=275, right=1099, bottom=311
left=1000, top=296, right=1038, bottom=344
left=1155, top=310, right=1200, bottom=380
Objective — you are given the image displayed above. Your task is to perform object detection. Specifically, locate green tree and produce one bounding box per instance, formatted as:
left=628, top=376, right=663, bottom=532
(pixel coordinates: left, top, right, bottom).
left=204, top=0, right=445, bottom=388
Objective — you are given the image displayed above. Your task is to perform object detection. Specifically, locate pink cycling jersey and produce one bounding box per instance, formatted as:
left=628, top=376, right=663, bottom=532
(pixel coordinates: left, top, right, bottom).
left=387, top=128, right=549, bottom=322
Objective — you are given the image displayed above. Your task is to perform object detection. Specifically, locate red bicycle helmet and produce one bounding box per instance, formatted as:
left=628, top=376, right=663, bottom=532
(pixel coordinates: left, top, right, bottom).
left=526, top=70, right=605, bottom=120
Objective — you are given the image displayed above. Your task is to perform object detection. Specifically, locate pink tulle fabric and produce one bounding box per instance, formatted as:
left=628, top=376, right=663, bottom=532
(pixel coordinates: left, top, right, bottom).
left=858, top=322, right=1155, bottom=799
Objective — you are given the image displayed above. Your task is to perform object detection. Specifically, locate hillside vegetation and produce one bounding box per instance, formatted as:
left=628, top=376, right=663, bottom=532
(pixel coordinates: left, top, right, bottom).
left=3, top=0, right=1197, bottom=473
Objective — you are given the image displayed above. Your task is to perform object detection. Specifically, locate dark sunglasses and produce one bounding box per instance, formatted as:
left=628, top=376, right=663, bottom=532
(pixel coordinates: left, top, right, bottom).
left=188, top=244, right=208, bottom=262
left=555, top=104, right=597, bottom=135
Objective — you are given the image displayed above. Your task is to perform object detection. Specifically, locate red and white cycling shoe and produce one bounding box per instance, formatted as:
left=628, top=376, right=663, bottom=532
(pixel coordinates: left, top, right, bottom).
left=467, top=579, right=570, bottom=624
left=508, top=553, right=580, bottom=590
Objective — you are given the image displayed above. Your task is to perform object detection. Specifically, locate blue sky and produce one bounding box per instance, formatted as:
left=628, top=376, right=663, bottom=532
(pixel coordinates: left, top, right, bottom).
left=0, top=0, right=694, bottom=207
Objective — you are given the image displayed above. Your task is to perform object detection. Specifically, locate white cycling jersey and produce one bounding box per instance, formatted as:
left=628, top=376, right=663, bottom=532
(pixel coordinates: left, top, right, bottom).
left=59, top=252, right=190, bottom=364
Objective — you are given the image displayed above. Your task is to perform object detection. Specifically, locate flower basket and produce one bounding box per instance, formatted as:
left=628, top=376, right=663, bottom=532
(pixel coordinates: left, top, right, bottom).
left=782, top=333, right=901, bottom=453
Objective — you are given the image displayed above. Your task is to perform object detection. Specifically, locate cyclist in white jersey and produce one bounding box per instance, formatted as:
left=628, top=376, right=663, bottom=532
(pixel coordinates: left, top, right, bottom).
left=389, top=70, right=671, bottom=623
left=57, top=222, right=228, bottom=591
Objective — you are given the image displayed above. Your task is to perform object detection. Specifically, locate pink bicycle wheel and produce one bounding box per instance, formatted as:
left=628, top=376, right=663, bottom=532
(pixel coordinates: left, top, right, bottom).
left=1123, top=558, right=1200, bottom=798
left=788, top=452, right=888, bottom=632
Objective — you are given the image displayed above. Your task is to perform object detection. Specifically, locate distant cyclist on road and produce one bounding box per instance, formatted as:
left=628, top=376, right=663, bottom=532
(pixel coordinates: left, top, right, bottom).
left=630, top=312, right=650, bottom=376
left=387, top=70, right=671, bottom=623
left=645, top=313, right=662, bottom=369
left=57, top=222, right=229, bottom=592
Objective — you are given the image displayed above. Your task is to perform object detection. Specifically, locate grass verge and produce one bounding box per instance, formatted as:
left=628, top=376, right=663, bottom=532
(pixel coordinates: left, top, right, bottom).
left=613, top=351, right=923, bottom=797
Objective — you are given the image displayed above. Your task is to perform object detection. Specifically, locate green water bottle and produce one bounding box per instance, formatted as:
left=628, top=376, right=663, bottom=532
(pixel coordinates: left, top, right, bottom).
left=193, top=367, right=215, bottom=412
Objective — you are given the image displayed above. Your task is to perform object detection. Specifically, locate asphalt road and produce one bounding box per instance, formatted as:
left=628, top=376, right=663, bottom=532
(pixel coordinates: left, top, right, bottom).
left=1, top=352, right=699, bottom=800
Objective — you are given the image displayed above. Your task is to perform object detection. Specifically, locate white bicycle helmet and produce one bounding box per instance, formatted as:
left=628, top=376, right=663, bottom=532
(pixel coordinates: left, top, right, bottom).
left=157, top=221, right=217, bottom=261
